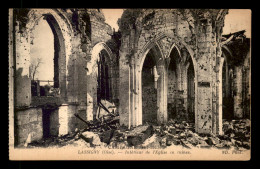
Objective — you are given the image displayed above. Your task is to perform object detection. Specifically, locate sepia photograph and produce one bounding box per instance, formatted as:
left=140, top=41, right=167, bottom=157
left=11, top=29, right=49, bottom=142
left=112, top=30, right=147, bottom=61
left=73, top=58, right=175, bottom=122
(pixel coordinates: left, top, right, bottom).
left=8, top=8, right=251, bottom=160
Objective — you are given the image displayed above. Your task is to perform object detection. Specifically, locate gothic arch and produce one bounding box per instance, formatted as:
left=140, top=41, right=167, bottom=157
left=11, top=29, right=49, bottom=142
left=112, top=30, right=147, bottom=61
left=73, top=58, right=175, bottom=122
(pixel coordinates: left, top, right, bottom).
left=134, top=31, right=198, bottom=126
left=14, top=9, right=79, bottom=139
left=27, top=9, right=74, bottom=71
left=220, top=46, right=235, bottom=120
left=135, top=42, right=167, bottom=125
left=166, top=43, right=181, bottom=59
left=86, top=42, right=115, bottom=120
left=136, top=32, right=197, bottom=71
left=22, top=9, right=75, bottom=101
left=166, top=42, right=197, bottom=123
left=88, top=42, right=113, bottom=74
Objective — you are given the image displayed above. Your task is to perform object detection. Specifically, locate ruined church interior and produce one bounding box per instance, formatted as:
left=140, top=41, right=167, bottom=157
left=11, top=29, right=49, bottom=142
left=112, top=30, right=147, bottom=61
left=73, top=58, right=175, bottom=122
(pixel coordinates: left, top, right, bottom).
left=9, top=9, right=251, bottom=150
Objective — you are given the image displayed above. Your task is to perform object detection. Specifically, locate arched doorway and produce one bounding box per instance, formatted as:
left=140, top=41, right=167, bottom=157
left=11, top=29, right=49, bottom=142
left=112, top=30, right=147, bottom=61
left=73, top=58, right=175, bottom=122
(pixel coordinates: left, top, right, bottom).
left=29, top=14, right=68, bottom=138
left=167, top=46, right=195, bottom=122
left=29, top=14, right=67, bottom=100
left=14, top=9, right=75, bottom=144
left=30, top=16, right=55, bottom=97
left=187, top=59, right=195, bottom=122
left=29, top=16, right=56, bottom=138
left=129, top=33, right=198, bottom=127
left=142, top=49, right=158, bottom=124
left=140, top=44, right=166, bottom=124
left=97, top=49, right=112, bottom=103
left=222, top=53, right=234, bottom=120
left=88, top=42, right=114, bottom=121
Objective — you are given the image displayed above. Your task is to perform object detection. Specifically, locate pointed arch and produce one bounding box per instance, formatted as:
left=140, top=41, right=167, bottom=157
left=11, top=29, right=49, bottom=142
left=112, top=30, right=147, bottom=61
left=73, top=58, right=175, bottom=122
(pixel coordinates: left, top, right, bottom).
left=86, top=42, right=115, bottom=121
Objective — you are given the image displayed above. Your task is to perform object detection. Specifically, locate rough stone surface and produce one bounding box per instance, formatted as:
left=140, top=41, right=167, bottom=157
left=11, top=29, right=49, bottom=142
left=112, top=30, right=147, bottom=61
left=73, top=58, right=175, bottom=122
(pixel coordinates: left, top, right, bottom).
left=15, top=108, right=43, bottom=145
left=81, top=131, right=102, bottom=146
left=127, top=125, right=154, bottom=146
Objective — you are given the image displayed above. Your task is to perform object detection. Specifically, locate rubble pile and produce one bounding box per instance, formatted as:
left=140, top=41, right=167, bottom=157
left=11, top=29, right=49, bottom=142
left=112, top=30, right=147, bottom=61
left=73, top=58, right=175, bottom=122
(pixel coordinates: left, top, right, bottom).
left=221, top=119, right=251, bottom=149
left=147, top=119, right=251, bottom=150
left=27, top=133, right=77, bottom=148
left=27, top=118, right=250, bottom=150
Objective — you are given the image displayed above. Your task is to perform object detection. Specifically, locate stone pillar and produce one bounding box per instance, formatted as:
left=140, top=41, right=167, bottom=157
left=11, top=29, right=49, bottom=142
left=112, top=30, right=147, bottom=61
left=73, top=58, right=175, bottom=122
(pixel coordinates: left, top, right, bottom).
left=108, top=61, right=114, bottom=101
left=176, top=64, right=182, bottom=91
left=183, top=62, right=190, bottom=120
left=86, top=51, right=99, bottom=121
left=156, top=59, right=167, bottom=124
left=86, top=91, right=94, bottom=121
left=58, top=104, right=76, bottom=135
left=196, top=18, right=214, bottom=134
left=9, top=9, right=15, bottom=147
left=58, top=104, right=69, bottom=136
left=195, top=11, right=227, bottom=135
left=118, top=27, right=141, bottom=128
left=118, top=34, right=132, bottom=127
left=216, top=57, right=224, bottom=135
left=129, top=57, right=135, bottom=127
left=233, top=66, right=243, bottom=118
left=154, top=66, right=159, bottom=89
left=15, top=21, right=31, bottom=107
left=86, top=71, right=95, bottom=121
left=76, top=51, right=88, bottom=107
left=135, top=66, right=143, bottom=126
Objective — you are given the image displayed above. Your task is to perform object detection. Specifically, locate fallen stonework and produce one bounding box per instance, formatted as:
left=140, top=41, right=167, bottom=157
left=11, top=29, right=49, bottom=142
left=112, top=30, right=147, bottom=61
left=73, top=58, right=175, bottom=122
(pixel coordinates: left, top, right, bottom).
left=25, top=118, right=250, bottom=150
left=126, top=125, right=154, bottom=147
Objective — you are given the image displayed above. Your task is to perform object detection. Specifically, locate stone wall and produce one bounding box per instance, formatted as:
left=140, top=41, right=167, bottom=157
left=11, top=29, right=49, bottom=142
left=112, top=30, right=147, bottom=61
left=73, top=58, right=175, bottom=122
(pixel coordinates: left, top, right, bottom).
left=167, top=70, right=177, bottom=119
left=242, top=52, right=250, bottom=118
left=142, top=68, right=157, bottom=123
left=11, top=9, right=118, bottom=146
left=91, top=20, right=112, bottom=46
left=15, top=108, right=43, bottom=145
left=118, top=9, right=228, bottom=135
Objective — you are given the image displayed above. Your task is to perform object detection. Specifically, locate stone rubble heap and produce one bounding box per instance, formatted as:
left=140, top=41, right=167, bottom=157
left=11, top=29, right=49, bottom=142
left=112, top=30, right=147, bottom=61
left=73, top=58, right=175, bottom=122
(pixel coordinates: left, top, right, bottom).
left=27, top=119, right=250, bottom=150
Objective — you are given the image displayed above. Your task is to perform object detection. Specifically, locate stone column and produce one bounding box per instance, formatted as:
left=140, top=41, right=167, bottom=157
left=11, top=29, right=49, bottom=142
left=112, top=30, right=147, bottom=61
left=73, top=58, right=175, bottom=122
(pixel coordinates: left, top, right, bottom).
left=135, top=67, right=142, bottom=126
left=86, top=53, right=99, bottom=121
left=58, top=104, right=77, bottom=135
left=183, top=62, right=190, bottom=120
left=118, top=34, right=132, bottom=127
left=216, top=57, right=224, bottom=135
left=156, top=59, right=167, bottom=124
left=195, top=11, right=227, bottom=135
left=176, top=64, right=182, bottom=91
left=108, top=60, right=114, bottom=102
left=129, top=57, right=136, bottom=127
left=9, top=9, right=15, bottom=147
left=233, top=66, right=243, bottom=118
left=14, top=21, right=31, bottom=107
left=196, top=18, right=214, bottom=134
left=58, top=104, right=69, bottom=136
left=154, top=66, right=159, bottom=89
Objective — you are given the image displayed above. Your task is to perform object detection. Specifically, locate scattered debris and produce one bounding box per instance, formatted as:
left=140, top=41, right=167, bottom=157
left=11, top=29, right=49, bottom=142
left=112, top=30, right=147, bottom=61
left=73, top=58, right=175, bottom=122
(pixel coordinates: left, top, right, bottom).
left=27, top=118, right=250, bottom=150
left=80, top=131, right=102, bottom=146
left=74, top=101, right=120, bottom=132
left=99, top=129, right=115, bottom=144
left=126, top=125, right=154, bottom=147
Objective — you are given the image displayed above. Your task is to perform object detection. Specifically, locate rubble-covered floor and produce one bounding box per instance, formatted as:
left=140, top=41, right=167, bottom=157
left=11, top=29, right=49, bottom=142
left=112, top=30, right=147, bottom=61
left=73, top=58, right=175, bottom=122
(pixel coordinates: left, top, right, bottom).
left=24, top=119, right=250, bottom=151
